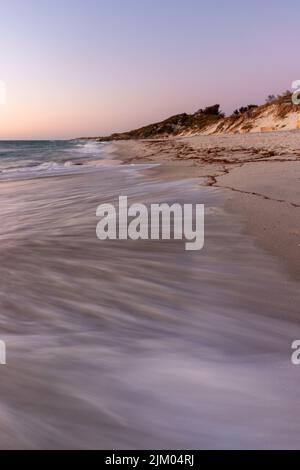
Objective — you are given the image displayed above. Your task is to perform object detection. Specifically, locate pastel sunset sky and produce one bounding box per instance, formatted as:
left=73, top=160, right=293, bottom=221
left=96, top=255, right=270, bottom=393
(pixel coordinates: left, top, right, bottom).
left=0, top=0, right=299, bottom=139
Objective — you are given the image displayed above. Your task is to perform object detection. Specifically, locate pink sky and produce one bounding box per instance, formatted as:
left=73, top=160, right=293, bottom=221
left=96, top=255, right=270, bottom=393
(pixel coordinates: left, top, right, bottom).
left=0, top=0, right=299, bottom=139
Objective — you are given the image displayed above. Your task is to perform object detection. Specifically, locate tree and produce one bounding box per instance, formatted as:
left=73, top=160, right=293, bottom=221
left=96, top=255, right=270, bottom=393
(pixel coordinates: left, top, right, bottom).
left=266, top=94, right=276, bottom=103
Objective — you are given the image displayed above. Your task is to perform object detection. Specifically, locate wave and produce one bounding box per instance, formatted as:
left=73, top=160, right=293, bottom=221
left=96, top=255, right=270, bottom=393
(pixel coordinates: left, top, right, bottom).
left=0, top=140, right=113, bottom=181
left=0, top=163, right=299, bottom=449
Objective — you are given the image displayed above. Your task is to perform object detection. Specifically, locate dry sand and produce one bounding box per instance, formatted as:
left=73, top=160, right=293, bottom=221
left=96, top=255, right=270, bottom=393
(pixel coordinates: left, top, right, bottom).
left=113, top=131, right=300, bottom=279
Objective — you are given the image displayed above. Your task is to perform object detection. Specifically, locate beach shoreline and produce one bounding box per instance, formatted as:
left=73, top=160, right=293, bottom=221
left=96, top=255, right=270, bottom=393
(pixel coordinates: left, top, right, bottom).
left=113, top=132, right=300, bottom=280
left=0, top=138, right=300, bottom=448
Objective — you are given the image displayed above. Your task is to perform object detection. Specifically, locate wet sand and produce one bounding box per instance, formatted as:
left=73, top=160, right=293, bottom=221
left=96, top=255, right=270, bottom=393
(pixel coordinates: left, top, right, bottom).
left=0, top=138, right=300, bottom=449
left=114, top=131, right=300, bottom=279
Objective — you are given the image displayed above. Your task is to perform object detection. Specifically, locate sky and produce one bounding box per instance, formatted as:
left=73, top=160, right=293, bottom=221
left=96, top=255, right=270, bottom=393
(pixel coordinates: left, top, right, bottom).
left=0, top=0, right=299, bottom=139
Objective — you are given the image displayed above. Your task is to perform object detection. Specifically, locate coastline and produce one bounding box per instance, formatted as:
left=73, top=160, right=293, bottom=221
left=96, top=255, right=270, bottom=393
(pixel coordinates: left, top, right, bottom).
left=113, top=132, right=300, bottom=280
left=1, top=139, right=300, bottom=448
left=3, top=0, right=300, bottom=451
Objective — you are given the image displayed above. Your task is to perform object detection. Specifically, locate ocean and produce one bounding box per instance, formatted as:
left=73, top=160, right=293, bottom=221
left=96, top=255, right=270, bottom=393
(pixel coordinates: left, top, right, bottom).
left=0, top=140, right=299, bottom=449
left=0, top=140, right=114, bottom=179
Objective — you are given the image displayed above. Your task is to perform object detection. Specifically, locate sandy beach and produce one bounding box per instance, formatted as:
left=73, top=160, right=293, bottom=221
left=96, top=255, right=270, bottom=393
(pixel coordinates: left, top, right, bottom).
left=114, top=131, right=300, bottom=280
left=2, top=0, right=300, bottom=453
left=0, top=137, right=299, bottom=448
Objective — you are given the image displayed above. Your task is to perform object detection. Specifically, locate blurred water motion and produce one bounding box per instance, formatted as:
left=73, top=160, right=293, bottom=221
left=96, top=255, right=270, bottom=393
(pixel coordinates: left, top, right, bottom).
left=0, top=141, right=299, bottom=449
